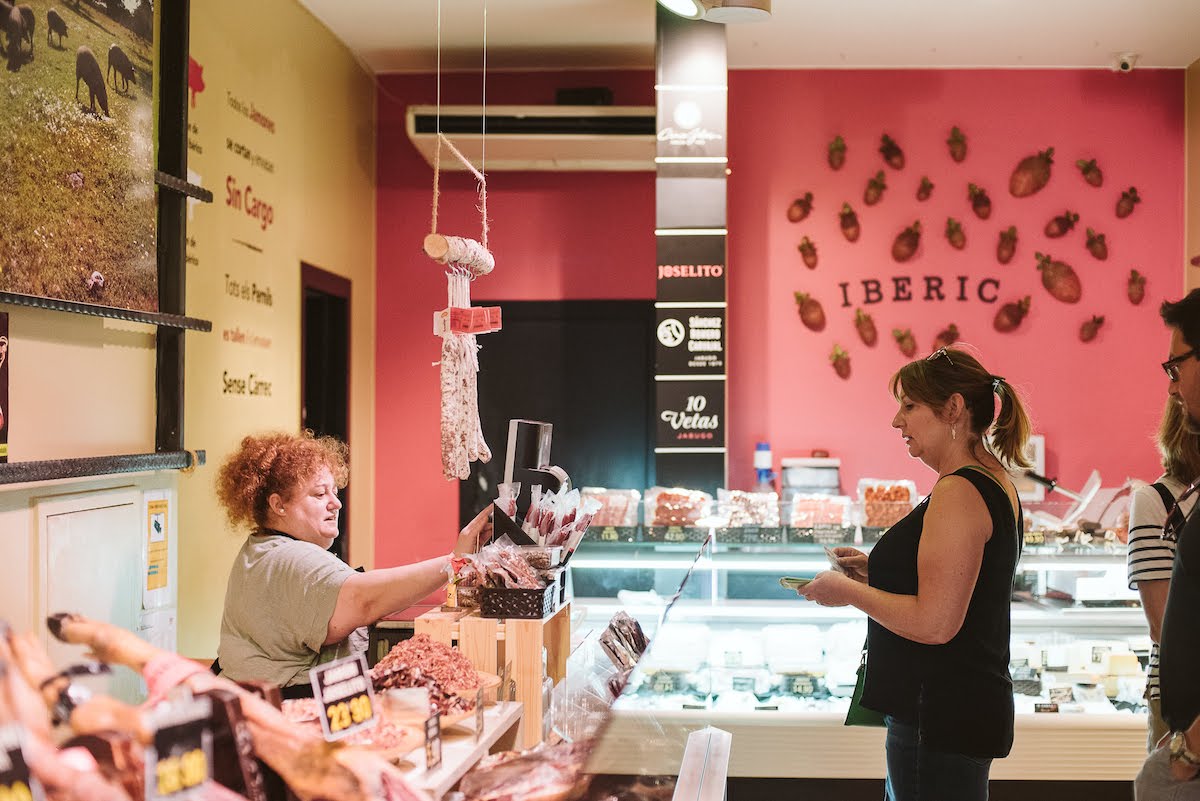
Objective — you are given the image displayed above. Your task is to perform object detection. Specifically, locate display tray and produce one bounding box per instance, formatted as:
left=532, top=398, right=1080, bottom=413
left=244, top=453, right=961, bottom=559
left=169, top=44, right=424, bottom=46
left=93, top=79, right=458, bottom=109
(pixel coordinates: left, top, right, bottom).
left=643, top=525, right=709, bottom=543
left=716, top=526, right=785, bottom=545
left=479, top=584, right=557, bottom=619
left=787, top=525, right=855, bottom=545
left=584, top=525, right=639, bottom=543
left=859, top=526, right=887, bottom=544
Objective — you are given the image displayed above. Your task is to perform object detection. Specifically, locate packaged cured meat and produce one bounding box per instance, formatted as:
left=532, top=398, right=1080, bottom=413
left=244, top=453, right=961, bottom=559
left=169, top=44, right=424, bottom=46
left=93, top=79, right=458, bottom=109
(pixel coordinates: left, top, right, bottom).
left=580, top=487, right=641, bottom=528
left=787, top=494, right=852, bottom=528
left=717, top=489, right=781, bottom=527
left=643, top=487, right=712, bottom=528
left=786, top=493, right=854, bottom=544
left=458, top=739, right=594, bottom=801
left=857, top=479, right=918, bottom=538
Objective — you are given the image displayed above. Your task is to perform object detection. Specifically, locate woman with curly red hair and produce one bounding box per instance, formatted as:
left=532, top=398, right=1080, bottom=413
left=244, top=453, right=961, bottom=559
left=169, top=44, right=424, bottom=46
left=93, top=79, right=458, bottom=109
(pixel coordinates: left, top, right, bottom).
left=215, top=431, right=491, bottom=696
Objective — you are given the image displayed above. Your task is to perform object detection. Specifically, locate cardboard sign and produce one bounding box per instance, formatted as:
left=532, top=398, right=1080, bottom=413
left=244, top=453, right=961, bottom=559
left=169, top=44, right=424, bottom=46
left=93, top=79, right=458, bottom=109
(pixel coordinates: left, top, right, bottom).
left=424, top=714, right=442, bottom=771
left=0, top=725, right=44, bottom=801
left=309, top=654, right=377, bottom=742
left=145, top=696, right=213, bottom=801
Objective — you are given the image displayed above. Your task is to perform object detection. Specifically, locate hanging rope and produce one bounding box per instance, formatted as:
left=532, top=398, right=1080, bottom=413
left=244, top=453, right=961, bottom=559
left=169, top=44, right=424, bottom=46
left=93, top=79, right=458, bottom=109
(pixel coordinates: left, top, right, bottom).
left=425, top=0, right=493, bottom=276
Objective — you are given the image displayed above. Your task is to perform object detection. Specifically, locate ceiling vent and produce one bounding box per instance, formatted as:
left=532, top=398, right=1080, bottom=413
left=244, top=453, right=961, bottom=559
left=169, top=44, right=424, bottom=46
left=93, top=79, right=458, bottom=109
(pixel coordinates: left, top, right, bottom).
left=405, top=105, right=656, bottom=172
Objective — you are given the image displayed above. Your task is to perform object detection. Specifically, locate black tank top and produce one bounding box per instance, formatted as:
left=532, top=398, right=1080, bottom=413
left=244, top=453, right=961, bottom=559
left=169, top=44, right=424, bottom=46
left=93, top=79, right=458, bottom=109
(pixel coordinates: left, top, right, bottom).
left=1160, top=497, right=1200, bottom=731
left=861, top=466, right=1021, bottom=758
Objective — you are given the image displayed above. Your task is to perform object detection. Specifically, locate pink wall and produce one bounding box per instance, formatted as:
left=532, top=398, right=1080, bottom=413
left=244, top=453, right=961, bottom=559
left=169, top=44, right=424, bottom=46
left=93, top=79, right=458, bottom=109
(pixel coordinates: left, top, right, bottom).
left=727, top=69, right=1184, bottom=497
left=375, top=71, right=654, bottom=569
left=378, top=69, right=1184, bottom=570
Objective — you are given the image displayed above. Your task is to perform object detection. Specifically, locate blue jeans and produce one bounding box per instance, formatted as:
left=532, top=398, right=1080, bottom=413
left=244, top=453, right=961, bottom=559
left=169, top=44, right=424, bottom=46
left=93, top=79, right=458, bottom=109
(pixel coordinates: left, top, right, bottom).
left=884, top=716, right=993, bottom=801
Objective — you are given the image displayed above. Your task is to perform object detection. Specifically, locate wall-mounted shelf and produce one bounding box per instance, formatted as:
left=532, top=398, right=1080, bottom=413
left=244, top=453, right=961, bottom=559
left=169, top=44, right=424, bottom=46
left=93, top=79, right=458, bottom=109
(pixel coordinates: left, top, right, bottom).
left=0, top=292, right=211, bottom=332
left=0, top=450, right=205, bottom=486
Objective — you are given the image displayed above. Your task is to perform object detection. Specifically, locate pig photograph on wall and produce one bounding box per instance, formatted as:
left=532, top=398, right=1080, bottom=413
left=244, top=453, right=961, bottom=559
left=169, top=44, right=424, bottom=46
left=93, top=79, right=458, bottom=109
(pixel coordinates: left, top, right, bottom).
left=0, top=0, right=156, bottom=312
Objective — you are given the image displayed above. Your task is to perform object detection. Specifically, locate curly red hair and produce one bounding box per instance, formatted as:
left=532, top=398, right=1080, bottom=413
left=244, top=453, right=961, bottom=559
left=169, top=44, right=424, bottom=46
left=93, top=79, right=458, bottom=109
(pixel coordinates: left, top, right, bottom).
left=216, top=431, right=350, bottom=531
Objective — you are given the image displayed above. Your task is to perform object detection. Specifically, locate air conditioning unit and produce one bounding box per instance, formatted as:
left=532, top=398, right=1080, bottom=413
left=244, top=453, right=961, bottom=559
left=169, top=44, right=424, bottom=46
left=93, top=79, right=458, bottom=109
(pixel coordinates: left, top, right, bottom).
left=405, top=105, right=656, bottom=172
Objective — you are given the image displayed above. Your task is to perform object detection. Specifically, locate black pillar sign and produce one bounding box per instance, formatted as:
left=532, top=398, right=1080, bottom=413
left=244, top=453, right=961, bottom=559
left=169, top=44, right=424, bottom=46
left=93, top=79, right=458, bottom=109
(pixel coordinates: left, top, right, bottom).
left=656, top=381, right=725, bottom=449
left=656, top=234, right=726, bottom=303
left=655, top=7, right=728, bottom=491
left=656, top=308, right=724, bottom=375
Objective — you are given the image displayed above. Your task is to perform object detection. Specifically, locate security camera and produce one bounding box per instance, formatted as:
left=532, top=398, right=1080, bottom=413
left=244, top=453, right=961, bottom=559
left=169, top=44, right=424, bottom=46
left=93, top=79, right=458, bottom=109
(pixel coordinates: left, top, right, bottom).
left=1113, top=52, right=1139, bottom=73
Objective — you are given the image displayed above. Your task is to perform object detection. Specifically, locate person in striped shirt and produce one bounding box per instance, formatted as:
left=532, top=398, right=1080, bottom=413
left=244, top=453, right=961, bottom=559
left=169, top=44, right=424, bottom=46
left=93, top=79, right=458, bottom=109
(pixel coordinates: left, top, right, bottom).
left=1127, top=399, right=1200, bottom=752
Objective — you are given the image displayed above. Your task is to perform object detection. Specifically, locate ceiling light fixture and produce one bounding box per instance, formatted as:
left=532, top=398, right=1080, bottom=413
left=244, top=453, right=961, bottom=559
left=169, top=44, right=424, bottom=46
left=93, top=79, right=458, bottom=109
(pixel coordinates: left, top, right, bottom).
left=658, top=0, right=771, bottom=23
left=657, top=0, right=704, bottom=20
left=701, top=0, right=771, bottom=23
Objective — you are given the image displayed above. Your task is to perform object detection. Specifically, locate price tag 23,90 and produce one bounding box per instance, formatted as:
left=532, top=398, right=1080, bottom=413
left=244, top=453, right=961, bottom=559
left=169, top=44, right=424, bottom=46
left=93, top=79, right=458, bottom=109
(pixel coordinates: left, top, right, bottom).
left=309, top=654, right=378, bottom=742
left=145, top=696, right=213, bottom=801
left=0, top=724, right=46, bottom=801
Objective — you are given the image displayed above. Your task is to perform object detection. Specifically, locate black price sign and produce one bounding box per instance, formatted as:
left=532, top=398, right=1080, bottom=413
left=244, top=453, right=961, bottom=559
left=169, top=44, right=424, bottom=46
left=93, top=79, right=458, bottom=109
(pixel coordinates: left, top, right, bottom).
left=424, top=714, right=442, bottom=770
left=309, top=654, right=377, bottom=742
left=145, top=697, right=213, bottom=801
left=0, top=725, right=44, bottom=801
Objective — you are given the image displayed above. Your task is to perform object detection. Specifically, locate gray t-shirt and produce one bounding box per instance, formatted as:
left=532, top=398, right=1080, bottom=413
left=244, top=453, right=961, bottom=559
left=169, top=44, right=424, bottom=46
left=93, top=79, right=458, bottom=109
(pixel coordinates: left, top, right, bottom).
left=218, top=532, right=364, bottom=688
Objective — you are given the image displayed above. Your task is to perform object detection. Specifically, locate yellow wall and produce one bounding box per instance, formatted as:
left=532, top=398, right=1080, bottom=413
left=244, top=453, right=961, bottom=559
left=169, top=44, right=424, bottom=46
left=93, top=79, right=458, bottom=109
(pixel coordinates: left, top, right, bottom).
left=177, top=0, right=376, bottom=658
left=1189, top=59, right=1200, bottom=293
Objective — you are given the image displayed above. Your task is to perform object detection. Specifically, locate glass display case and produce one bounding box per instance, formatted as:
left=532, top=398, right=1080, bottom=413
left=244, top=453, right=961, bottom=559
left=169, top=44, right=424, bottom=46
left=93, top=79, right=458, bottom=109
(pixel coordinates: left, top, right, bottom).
left=574, top=510, right=1150, bottom=782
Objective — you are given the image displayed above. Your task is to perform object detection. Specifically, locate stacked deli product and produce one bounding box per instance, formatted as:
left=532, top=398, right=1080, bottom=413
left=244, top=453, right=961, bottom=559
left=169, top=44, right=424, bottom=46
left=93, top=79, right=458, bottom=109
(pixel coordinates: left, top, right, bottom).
left=370, top=634, right=478, bottom=715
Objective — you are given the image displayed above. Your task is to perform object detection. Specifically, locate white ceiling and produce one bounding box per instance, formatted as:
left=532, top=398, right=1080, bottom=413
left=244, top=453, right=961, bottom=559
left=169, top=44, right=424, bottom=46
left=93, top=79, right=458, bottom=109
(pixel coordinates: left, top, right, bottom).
left=296, top=0, right=1200, bottom=74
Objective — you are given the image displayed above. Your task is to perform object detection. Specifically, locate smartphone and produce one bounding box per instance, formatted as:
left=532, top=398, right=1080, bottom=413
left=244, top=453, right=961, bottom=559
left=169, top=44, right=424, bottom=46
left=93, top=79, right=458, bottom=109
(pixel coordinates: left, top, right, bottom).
left=779, top=576, right=813, bottom=590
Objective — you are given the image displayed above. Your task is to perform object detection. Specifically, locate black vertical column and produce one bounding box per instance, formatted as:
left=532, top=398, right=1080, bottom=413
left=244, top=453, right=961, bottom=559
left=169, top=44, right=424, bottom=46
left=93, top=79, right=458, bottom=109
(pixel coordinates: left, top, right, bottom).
left=654, top=8, right=727, bottom=495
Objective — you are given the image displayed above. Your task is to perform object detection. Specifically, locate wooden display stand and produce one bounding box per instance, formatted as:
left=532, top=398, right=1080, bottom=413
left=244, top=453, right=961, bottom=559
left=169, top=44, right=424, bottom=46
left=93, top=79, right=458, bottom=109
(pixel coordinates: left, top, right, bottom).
left=416, top=603, right=570, bottom=748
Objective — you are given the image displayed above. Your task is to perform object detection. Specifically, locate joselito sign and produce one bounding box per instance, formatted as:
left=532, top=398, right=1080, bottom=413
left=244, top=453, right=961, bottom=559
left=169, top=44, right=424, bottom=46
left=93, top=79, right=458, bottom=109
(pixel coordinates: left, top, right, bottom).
left=657, top=235, right=725, bottom=303
left=656, top=308, right=724, bottom=375
left=657, top=382, right=725, bottom=448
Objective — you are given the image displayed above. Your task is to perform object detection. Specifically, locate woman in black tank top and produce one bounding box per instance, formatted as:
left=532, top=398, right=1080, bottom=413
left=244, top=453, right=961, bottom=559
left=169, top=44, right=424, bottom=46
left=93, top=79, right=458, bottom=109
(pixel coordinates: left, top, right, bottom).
left=797, top=347, right=1033, bottom=801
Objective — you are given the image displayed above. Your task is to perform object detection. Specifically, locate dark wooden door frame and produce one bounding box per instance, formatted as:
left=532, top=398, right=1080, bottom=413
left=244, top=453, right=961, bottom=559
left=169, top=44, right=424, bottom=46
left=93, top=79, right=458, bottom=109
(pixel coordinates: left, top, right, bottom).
left=300, top=262, right=352, bottom=557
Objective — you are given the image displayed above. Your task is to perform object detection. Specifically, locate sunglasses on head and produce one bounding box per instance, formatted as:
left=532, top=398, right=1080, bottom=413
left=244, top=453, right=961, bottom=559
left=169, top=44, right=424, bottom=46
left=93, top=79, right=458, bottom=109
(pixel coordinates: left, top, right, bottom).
left=1163, top=479, right=1200, bottom=543
left=1162, top=348, right=1198, bottom=382
left=927, top=347, right=955, bottom=365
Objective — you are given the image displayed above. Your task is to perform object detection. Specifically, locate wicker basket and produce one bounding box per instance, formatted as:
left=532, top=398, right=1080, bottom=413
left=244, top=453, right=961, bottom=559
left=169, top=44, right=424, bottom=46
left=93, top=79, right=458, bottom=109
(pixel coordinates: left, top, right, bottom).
left=480, top=584, right=557, bottom=620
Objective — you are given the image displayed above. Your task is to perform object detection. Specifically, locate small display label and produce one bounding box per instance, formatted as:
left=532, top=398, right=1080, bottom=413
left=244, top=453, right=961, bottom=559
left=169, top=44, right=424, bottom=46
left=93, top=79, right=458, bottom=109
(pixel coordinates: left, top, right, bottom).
left=0, top=725, right=45, bottom=801
left=309, top=654, right=377, bottom=742
left=731, top=676, right=755, bottom=692
left=145, top=697, right=213, bottom=801
left=788, top=675, right=816, bottom=696
left=424, top=714, right=442, bottom=770
left=474, top=687, right=485, bottom=743
left=1034, top=703, right=1060, bottom=713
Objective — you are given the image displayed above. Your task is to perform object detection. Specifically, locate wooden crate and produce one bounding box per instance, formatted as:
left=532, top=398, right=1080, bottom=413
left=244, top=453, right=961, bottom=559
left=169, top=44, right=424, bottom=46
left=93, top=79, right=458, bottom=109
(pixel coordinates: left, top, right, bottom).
left=415, top=603, right=570, bottom=748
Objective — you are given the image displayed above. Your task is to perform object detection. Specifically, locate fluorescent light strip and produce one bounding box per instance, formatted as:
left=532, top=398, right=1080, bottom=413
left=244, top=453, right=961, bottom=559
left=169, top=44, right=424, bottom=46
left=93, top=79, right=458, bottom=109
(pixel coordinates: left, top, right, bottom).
left=655, top=157, right=728, bottom=164
left=655, top=375, right=726, bottom=381
left=655, top=229, right=727, bottom=236
left=655, top=84, right=729, bottom=92
left=654, top=447, right=727, bottom=454
left=655, top=302, right=727, bottom=309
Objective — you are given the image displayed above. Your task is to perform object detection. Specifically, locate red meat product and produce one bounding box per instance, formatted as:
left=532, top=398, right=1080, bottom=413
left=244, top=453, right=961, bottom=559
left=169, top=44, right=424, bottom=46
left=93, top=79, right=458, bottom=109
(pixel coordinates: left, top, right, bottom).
left=649, top=489, right=711, bottom=527
left=372, top=634, right=479, bottom=693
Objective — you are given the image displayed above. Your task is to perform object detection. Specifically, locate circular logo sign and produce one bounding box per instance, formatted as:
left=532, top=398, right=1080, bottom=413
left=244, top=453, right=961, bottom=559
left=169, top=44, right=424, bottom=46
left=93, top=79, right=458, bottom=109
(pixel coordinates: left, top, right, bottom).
left=657, top=318, right=686, bottom=347
left=673, top=100, right=701, bottom=130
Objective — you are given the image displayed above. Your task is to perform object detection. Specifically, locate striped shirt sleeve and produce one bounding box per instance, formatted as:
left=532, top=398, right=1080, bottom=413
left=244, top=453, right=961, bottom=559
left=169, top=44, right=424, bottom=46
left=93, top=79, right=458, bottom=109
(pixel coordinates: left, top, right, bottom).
left=1127, top=483, right=1177, bottom=589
